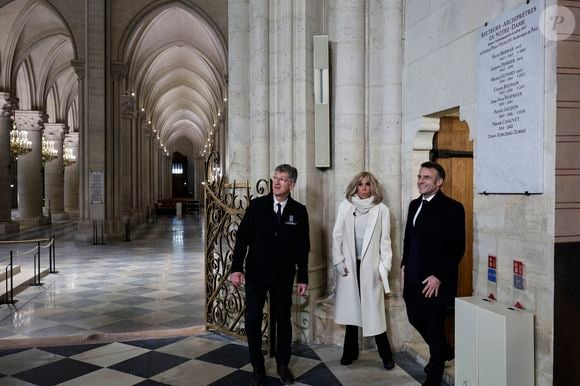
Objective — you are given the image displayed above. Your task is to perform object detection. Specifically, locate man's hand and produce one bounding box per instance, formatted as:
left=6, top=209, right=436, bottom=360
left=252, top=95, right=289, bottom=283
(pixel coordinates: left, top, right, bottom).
left=230, top=272, right=244, bottom=287
left=421, top=275, right=441, bottom=298
left=297, top=283, right=308, bottom=296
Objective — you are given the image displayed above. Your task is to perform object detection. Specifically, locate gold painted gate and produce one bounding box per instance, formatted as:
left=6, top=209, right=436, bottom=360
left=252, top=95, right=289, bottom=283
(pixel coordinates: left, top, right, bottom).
left=203, top=151, right=272, bottom=347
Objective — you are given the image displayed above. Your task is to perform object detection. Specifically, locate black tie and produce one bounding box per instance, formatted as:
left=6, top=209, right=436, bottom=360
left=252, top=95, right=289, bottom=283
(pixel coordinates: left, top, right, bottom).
left=276, top=203, right=282, bottom=223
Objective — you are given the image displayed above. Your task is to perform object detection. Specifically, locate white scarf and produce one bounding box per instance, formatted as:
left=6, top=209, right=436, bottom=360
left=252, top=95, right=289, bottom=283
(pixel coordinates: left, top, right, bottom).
left=350, top=195, right=376, bottom=213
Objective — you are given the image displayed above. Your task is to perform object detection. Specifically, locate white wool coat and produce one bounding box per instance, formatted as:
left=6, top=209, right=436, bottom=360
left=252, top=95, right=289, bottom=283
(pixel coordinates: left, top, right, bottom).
left=332, top=200, right=392, bottom=337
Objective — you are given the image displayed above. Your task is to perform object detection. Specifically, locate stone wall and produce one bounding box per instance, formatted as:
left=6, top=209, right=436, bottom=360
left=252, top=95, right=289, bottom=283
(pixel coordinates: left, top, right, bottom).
left=402, top=0, right=557, bottom=384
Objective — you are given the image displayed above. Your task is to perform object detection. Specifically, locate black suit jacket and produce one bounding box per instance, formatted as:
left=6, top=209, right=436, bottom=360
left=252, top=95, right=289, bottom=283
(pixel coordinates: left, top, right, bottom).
left=232, top=193, right=310, bottom=288
left=402, top=190, right=465, bottom=303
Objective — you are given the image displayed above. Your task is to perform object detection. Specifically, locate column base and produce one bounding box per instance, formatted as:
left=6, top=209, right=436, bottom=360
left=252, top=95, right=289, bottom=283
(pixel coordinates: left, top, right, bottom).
left=65, top=209, right=79, bottom=218
left=74, top=218, right=124, bottom=244
left=17, top=216, right=49, bottom=227
left=52, top=212, right=70, bottom=221
left=0, top=221, right=19, bottom=234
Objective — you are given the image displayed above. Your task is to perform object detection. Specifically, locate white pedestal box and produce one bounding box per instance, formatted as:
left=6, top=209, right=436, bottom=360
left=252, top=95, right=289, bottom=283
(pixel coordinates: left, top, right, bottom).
left=455, top=296, right=534, bottom=386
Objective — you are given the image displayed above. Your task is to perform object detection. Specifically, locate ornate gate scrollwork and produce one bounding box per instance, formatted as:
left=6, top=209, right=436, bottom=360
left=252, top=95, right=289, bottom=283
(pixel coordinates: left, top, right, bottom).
left=204, top=151, right=271, bottom=347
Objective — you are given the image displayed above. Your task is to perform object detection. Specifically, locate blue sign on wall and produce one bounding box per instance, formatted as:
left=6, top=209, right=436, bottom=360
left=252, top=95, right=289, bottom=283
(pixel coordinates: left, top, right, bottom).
left=513, top=274, right=524, bottom=290
left=487, top=267, right=497, bottom=283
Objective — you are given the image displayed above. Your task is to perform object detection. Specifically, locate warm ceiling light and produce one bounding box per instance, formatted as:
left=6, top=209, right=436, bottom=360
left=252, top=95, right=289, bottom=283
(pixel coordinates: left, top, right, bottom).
left=213, top=123, right=216, bottom=127
left=141, top=107, right=145, bottom=112
left=217, top=112, right=221, bottom=117
left=223, top=97, right=227, bottom=102
left=131, top=92, right=135, bottom=97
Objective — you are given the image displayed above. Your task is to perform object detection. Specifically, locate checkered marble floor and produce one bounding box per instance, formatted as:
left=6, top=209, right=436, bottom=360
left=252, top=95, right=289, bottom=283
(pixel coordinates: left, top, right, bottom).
left=0, top=332, right=424, bottom=386
left=0, top=214, right=426, bottom=385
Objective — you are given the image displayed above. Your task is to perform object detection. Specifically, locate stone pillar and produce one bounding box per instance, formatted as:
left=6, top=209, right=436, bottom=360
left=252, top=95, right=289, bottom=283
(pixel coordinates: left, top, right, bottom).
left=0, top=93, right=19, bottom=233
left=333, top=0, right=365, bottom=207
left=228, top=0, right=251, bottom=181
left=140, top=121, right=151, bottom=219
left=269, top=0, right=294, bottom=165
left=119, top=94, right=135, bottom=218
left=369, top=0, right=405, bottom=350
left=15, top=110, right=48, bottom=226
left=43, top=123, right=68, bottom=220
left=71, top=60, right=86, bottom=219
left=250, top=0, right=270, bottom=183
left=64, top=132, right=79, bottom=215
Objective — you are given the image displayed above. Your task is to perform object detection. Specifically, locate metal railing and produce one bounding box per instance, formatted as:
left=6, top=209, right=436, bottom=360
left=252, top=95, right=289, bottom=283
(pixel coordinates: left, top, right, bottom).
left=0, top=236, right=57, bottom=305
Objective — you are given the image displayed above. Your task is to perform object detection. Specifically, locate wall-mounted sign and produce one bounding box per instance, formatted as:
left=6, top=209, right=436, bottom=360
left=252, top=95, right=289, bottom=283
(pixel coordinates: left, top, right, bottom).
left=476, top=0, right=544, bottom=193
left=89, top=170, right=105, bottom=220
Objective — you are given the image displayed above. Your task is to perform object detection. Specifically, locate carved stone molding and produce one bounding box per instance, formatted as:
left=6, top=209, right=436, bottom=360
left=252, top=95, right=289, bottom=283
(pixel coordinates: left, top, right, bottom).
left=14, top=111, right=47, bottom=132
left=70, top=59, right=85, bottom=80
left=43, top=123, right=66, bottom=141
left=64, top=132, right=79, bottom=147
left=0, top=93, right=18, bottom=119
left=120, top=95, right=136, bottom=118
left=111, top=62, right=128, bottom=82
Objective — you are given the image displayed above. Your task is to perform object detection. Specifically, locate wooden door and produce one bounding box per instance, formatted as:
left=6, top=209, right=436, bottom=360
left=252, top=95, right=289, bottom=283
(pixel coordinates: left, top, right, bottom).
left=433, top=116, right=474, bottom=346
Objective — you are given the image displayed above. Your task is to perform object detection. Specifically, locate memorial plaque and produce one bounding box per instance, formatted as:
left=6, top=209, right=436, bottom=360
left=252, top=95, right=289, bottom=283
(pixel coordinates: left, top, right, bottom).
left=89, top=170, right=105, bottom=220
left=476, top=0, right=544, bottom=193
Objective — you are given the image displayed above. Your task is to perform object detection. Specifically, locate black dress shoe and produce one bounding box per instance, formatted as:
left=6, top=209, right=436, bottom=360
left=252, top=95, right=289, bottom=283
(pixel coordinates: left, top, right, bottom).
left=340, top=353, right=359, bottom=365
left=276, top=365, right=295, bottom=385
left=424, top=348, right=454, bottom=373
left=422, top=380, right=441, bottom=386
left=252, top=368, right=265, bottom=386
left=383, top=358, right=395, bottom=370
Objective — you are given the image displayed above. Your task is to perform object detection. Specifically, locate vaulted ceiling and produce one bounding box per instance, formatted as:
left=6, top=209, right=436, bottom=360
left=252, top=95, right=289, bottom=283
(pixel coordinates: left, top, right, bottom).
left=119, top=3, right=227, bottom=157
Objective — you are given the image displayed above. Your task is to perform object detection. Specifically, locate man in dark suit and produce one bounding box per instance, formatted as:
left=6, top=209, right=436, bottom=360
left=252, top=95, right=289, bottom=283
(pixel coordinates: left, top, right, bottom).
left=230, top=164, right=310, bottom=386
left=401, top=161, right=465, bottom=386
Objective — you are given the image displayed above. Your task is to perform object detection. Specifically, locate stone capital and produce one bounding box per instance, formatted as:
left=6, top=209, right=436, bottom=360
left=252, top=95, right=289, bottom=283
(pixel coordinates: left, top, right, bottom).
left=71, top=59, right=85, bottom=80
left=111, top=62, right=128, bottom=81
left=0, top=93, right=19, bottom=119
left=14, top=110, right=47, bottom=132
left=120, top=94, right=136, bottom=118
left=43, top=123, right=67, bottom=141
left=64, top=132, right=79, bottom=147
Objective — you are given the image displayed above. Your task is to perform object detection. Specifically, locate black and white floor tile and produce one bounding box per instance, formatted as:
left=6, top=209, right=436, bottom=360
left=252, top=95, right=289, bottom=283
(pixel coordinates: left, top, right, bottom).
left=0, top=214, right=425, bottom=385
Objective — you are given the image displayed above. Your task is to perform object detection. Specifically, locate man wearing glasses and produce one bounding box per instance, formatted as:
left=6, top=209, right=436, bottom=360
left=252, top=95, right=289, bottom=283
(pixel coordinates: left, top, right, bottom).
left=230, top=164, right=310, bottom=386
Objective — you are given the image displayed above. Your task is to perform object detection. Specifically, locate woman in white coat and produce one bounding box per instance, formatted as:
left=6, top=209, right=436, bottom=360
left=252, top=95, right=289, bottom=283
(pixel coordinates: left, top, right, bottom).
left=333, top=171, right=394, bottom=369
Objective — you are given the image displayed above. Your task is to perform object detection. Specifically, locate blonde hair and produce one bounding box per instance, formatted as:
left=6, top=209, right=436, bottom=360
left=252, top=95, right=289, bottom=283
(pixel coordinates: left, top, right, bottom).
left=345, top=171, right=384, bottom=204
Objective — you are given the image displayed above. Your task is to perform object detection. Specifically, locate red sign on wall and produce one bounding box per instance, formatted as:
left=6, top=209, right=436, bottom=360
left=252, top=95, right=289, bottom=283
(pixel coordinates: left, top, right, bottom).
left=488, top=255, right=497, bottom=269
left=513, top=260, right=524, bottom=276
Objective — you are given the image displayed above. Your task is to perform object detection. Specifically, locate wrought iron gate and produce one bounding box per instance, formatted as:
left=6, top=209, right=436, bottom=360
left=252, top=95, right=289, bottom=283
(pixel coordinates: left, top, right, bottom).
left=204, top=151, right=272, bottom=348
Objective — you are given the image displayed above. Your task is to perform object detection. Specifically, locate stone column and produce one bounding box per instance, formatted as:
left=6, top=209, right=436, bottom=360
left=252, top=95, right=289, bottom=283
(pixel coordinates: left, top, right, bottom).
left=140, top=121, right=152, bottom=220
left=250, top=0, right=270, bottom=183
left=64, top=132, right=79, bottom=215
left=228, top=0, right=251, bottom=181
left=15, top=110, right=48, bottom=226
left=332, top=0, right=365, bottom=207
left=0, top=94, right=19, bottom=233
left=269, top=0, right=294, bottom=165
left=71, top=60, right=86, bottom=219
left=119, top=94, right=135, bottom=218
left=43, top=123, right=67, bottom=220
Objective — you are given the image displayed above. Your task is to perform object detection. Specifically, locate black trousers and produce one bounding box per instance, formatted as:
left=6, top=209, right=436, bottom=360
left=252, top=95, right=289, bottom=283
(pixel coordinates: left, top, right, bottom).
left=342, top=259, right=393, bottom=362
left=403, top=282, right=452, bottom=384
left=245, top=283, right=293, bottom=370
left=343, top=325, right=393, bottom=362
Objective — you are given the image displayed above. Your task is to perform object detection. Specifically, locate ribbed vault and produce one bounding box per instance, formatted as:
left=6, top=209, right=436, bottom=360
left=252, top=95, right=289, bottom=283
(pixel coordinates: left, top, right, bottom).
left=0, top=0, right=77, bottom=126
left=120, top=2, right=227, bottom=159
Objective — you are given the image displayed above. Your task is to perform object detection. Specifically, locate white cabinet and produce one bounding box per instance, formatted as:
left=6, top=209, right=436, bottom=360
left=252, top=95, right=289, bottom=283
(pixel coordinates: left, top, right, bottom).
left=455, top=297, right=534, bottom=386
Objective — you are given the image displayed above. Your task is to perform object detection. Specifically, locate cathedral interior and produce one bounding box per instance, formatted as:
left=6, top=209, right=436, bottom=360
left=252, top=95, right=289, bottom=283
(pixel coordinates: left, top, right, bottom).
left=0, top=0, right=579, bottom=385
